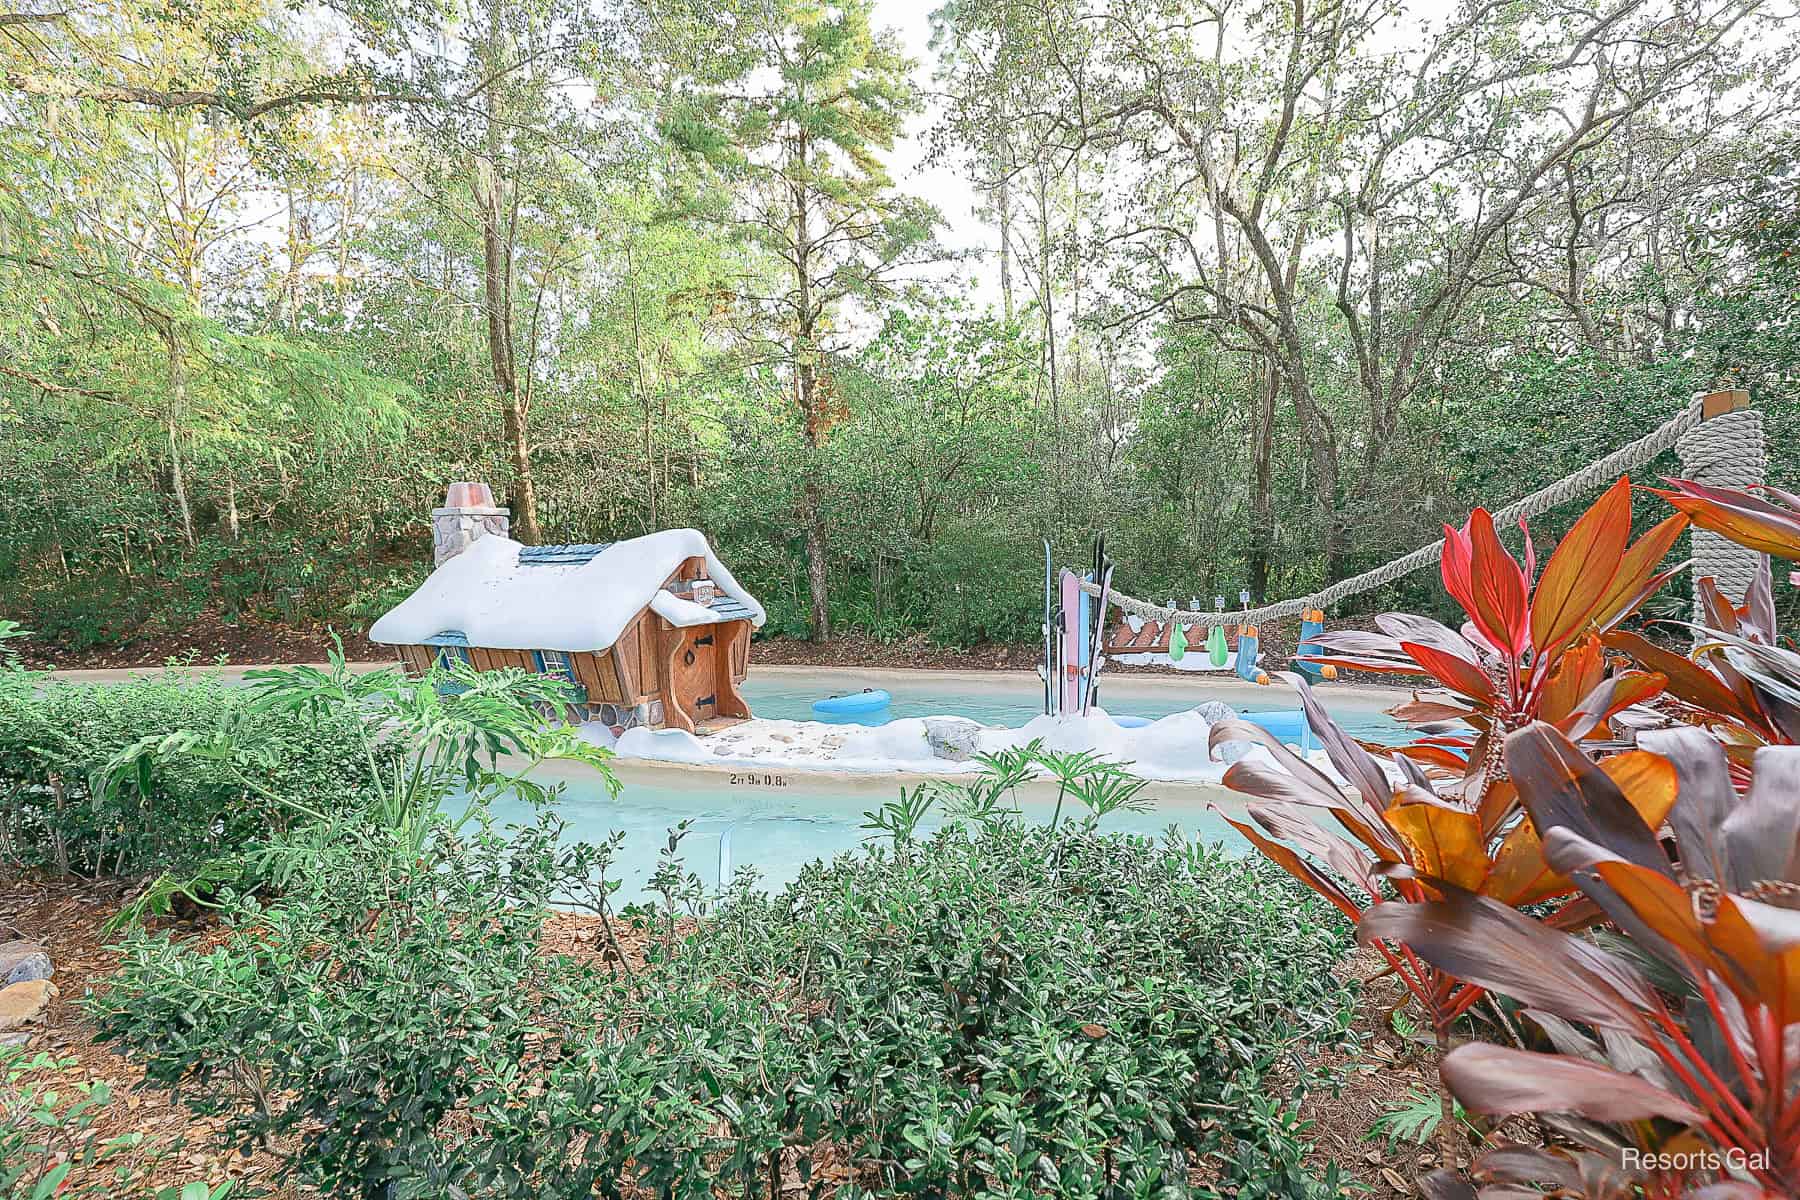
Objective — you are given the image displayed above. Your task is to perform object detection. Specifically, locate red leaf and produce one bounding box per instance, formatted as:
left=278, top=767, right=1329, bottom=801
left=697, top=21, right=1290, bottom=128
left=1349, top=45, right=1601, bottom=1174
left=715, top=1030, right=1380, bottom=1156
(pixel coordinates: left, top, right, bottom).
left=1402, top=641, right=1499, bottom=704
left=1441, top=1044, right=1705, bottom=1125
left=1464, top=509, right=1533, bottom=655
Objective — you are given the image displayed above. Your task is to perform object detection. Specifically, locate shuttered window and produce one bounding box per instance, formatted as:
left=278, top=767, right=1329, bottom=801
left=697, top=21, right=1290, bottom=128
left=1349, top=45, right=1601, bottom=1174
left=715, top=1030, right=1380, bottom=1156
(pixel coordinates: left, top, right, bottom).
left=533, top=650, right=574, bottom=681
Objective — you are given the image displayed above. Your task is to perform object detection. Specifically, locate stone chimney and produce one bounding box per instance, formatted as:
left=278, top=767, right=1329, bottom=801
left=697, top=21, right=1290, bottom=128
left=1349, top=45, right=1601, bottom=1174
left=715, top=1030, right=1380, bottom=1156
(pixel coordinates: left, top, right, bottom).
left=431, top=481, right=510, bottom=566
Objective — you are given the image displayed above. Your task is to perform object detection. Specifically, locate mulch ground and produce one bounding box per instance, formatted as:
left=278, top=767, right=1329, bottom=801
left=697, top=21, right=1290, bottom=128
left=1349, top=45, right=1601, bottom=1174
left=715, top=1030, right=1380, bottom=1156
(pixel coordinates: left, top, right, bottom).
left=17, top=615, right=386, bottom=672
left=3, top=873, right=1467, bottom=1199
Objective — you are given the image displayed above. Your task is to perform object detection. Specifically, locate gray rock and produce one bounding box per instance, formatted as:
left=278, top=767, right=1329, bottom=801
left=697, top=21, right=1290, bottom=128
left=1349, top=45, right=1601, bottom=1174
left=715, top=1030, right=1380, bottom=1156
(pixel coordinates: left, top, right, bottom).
left=3, top=953, right=51, bottom=985
left=0, top=942, right=48, bottom=984
left=1191, top=700, right=1237, bottom=725
left=924, top=717, right=984, bottom=762
left=1190, top=701, right=1251, bottom=763
left=0, top=1031, right=30, bottom=1048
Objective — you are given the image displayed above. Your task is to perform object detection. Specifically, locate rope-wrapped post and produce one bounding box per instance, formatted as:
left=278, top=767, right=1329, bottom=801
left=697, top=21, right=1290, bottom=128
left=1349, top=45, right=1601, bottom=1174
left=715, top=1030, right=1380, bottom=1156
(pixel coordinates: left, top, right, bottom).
left=1676, top=390, right=1766, bottom=620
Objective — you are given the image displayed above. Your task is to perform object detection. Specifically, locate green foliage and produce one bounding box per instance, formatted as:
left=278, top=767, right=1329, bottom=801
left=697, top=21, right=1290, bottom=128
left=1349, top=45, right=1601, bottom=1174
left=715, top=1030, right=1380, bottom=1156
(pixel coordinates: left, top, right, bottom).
left=0, top=667, right=387, bottom=877
left=0, top=1045, right=223, bottom=1200
left=96, top=789, right=1355, bottom=1199
left=1365, top=1088, right=1470, bottom=1150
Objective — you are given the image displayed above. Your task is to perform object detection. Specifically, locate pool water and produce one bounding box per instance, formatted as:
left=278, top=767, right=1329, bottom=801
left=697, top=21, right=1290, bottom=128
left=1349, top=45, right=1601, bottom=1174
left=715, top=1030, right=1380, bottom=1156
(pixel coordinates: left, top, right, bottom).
left=492, top=773, right=1244, bottom=906
left=500, top=670, right=1410, bottom=904
left=737, top=673, right=1410, bottom=743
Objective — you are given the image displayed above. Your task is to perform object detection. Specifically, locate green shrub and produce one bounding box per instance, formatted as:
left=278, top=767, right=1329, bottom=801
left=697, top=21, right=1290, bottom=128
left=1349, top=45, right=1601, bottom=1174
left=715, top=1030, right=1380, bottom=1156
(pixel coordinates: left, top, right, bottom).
left=95, top=812, right=595, bottom=1200
left=0, top=1044, right=228, bottom=1200
left=0, top=668, right=387, bottom=877
left=96, top=797, right=1355, bottom=1199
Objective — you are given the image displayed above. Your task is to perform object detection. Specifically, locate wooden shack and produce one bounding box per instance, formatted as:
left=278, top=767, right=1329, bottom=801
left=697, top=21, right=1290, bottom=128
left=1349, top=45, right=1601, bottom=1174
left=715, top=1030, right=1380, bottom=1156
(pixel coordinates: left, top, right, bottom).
left=369, top=515, right=763, bottom=734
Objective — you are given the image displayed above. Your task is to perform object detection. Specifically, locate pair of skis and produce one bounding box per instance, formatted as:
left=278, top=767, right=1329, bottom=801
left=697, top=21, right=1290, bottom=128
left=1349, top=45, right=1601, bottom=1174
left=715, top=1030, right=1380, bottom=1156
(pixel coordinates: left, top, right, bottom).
left=1039, top=537, right=1114, bottom=718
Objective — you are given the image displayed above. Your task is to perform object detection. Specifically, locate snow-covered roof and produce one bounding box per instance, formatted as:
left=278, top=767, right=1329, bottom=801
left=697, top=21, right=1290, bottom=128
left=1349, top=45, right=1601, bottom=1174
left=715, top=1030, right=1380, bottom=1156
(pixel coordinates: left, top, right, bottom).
left=369, top=528, right=765, bottom=653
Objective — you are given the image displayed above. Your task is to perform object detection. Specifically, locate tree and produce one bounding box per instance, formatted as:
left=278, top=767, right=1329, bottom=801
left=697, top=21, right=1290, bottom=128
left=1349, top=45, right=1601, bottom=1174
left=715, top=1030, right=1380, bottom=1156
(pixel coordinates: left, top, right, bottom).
left=936, top=0, right=1788, bottom=582
left=655, top=0, right=941, bottom=640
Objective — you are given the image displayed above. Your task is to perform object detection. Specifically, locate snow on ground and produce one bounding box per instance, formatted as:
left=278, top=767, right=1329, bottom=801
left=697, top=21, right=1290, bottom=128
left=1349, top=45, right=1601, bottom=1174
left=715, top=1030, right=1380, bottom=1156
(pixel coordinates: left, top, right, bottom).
left=601, top=708, right=1303, bottom=784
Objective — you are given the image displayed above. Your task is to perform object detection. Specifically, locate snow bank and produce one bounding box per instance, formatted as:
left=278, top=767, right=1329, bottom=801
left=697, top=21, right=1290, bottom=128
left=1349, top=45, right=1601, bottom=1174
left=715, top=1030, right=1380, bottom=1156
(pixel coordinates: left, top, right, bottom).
left=979, top=709, right=1247, bottom=781
left=369, top=529, right=765, bottom=651
left=601, top=707, right=1295, bottom=784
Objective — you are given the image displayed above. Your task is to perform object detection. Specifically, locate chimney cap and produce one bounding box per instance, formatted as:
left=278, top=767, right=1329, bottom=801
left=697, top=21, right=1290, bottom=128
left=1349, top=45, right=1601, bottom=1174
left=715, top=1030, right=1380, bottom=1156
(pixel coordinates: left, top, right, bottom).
left=444, top=481, right=496, bottom=509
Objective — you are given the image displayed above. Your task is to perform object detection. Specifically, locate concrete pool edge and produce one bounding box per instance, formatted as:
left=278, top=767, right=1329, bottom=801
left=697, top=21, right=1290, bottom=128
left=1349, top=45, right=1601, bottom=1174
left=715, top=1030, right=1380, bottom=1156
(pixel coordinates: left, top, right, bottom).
left=535, top=753, right=1248, bottom=811
left=751, top=663, right=1408, bottom=710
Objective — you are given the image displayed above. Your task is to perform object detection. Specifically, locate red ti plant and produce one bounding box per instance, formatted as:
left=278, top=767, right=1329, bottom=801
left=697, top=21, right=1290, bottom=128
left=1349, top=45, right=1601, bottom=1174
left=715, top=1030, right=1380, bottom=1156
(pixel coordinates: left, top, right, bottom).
left=1601, top=480, right=1800, bottom=768
left=1306, top=477, right=1682, bottom=813
left=1368, top=722, right=1800, bottom=1199
left=1209, top=677, right=1677, bottom=1159
left=1651, top=478, right=1800, bottom=560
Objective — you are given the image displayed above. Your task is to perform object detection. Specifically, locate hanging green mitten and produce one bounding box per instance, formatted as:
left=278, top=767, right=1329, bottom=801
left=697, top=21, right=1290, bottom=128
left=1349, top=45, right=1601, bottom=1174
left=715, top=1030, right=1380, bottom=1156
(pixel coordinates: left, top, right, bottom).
left=1207, top=623, right=1228, bottom=666
left=1168, top=622, right=1187, bottom=662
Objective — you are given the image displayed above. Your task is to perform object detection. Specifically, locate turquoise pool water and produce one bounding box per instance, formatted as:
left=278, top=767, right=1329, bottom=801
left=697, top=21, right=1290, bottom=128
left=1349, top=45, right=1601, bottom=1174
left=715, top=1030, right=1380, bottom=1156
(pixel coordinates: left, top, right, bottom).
left=736, top=674, right=1410, bottom=742
left=497, top=671, right=1408, bottom=904
left=492, top=774, right=1242, bottom=906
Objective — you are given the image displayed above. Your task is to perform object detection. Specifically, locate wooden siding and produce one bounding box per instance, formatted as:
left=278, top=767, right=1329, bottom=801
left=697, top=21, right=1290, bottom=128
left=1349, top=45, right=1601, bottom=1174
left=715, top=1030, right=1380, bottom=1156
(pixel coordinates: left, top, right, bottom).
left=654, top=620, right=690, bottom=733
left=728, top=621, right=750, bottom=679
left=571, top=650, right=624, bottom=704
left=715, top=621, right=752, bottom=718
left=396, top=645, right=433, bottom=677
left=613, top=615, right=644, bottom=702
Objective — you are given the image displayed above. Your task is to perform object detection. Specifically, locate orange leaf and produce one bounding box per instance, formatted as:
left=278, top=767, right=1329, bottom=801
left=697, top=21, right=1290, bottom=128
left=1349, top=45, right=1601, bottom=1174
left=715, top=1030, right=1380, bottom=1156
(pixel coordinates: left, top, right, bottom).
left=1587, top=514, right=1687, bottom=632
left=1705, top=895, right=1800, bottom=1026
left=1591, top=860, right=1718, bottom=972
left=1651, top=479, right=1800, bottom=560
left=1485, top=817, right=1575, bottom=906
left=1386, top=795, right=1490, bottom=892
left=1599, top=750, right=1679, bottom=832
left=1538, top=637, right=1604, bottom=725
left=1530, top=478, right=1632, bottom=658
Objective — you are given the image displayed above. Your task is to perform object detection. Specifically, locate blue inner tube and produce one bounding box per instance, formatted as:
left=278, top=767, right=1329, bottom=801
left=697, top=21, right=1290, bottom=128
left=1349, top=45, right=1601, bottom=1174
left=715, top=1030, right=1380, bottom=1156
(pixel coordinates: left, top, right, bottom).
left=1241, top=709, right=1307, bottom=743
left=811, top=688, right=892, bottom=716
left=1112, top=714, right=1154, bottom=728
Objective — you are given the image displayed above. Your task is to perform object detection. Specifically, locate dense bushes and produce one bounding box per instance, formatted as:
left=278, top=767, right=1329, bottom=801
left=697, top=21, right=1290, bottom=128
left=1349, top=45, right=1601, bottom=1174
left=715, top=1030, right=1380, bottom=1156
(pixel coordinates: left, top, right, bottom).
left=95, top=807, right=1355, bottom=1199
left=0, top=668, right=388, bottom=876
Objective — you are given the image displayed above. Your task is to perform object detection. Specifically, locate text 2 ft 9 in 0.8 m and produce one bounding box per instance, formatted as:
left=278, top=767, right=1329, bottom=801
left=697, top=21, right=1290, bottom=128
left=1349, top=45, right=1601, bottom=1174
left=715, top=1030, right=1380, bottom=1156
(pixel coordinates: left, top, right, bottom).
left=727, top=772, right=787, bottom=788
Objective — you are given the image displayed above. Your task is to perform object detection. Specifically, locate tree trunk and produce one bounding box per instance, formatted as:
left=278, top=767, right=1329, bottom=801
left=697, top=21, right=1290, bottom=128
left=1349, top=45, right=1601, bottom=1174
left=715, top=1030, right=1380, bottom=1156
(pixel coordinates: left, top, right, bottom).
left=1247, top=362, right=1276, bottom=601
left=792, top=129, right=831, bottom=641
left=165, top=336, right=196, bottom=547
left=799, top=478, right=830, bottom=642
left=478, top=180, right=541, bottom=544
left=997, top=175, right=1013, bottom=322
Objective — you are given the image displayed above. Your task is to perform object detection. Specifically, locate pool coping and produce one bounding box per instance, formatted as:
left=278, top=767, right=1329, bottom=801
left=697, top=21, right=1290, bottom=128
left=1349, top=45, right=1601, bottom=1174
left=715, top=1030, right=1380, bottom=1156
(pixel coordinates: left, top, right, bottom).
left=539, top=753, right=1248, bottom=811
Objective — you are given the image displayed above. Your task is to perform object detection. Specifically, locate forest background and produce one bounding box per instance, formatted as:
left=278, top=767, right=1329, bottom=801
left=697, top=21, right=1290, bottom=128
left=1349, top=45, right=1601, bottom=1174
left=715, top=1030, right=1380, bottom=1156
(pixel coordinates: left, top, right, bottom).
left=3, top=0, right=1796, bottom=655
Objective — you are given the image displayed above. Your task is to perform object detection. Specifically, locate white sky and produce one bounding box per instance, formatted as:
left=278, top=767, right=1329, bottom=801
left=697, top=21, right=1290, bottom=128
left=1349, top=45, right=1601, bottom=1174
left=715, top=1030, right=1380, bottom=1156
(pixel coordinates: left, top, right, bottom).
left=876, top=2, right=1002, bottom=302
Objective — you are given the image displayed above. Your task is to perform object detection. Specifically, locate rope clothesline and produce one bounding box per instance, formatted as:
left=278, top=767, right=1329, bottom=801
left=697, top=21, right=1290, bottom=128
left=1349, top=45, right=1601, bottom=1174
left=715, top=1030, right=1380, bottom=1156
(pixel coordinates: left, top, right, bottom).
left=1080, top=395, right=1727, bottom=629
